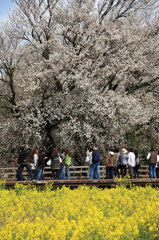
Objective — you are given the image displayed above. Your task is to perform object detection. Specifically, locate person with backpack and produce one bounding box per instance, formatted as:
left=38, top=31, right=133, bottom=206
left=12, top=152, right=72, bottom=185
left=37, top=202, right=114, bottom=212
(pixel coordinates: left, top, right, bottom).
left=90, top=145, right=100, bottom=180
left=105, top=147, right=117, bottom=179
left=16, top=144, right=34, bottom=181
left=64, top=149, right=72, bottom=180
left=117, top=148, right=128, bottom=178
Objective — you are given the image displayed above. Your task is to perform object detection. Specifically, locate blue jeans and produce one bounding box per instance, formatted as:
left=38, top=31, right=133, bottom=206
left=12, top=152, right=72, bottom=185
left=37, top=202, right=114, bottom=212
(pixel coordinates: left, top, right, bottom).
left=36, top=168, right=44, bottom=180
left=149, top=164, right=156, bottom=178
left=59, top=165, right=65, bottom=180
left=17, top=163, right=34, bottom=181
left=90, top=162, right=100, bottom=180
left=106, top=166, right=114, bottom=179
left=65, top=165, right=70, bottom=180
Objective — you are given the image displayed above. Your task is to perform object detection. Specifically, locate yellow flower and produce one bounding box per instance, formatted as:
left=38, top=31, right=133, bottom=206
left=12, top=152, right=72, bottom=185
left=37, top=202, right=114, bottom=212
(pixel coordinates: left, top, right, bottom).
left=1, top=184, right=159, bottom=239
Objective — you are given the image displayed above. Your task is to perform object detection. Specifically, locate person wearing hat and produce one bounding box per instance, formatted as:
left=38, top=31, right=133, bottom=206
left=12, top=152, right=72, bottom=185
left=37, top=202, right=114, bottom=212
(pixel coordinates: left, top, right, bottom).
left=117, top=148, right=128, bottom=178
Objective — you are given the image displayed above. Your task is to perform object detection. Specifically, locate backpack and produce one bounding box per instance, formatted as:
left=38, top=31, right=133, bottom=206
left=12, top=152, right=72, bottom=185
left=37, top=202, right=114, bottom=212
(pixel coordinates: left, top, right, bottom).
left=65, top=155, right=71, bottom=166
left=92, top=150, right=100, bottom=162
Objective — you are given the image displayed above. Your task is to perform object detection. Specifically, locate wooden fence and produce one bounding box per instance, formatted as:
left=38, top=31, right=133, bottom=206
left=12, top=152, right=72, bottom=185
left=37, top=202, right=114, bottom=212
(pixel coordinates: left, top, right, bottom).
left=0, top=165, right=149, bottom=181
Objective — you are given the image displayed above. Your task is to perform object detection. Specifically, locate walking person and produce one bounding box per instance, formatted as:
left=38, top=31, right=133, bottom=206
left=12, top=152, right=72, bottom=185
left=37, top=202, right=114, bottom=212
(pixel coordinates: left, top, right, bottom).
left=147, top=148, right=157, bottom=178
left=105, top=147, right=117, bottom=179
left=128, top=148, right=136, bottom=179
left=16, top=144, right=34, bottom=181
left=90, top=145, right=100, bottom=180
left=64, top=149, right=72, bottom=180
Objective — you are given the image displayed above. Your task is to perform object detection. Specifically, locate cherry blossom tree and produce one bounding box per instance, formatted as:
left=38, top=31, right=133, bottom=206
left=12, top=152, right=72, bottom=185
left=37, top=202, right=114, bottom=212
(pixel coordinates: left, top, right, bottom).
left=0, top=0, right=158, bottom=164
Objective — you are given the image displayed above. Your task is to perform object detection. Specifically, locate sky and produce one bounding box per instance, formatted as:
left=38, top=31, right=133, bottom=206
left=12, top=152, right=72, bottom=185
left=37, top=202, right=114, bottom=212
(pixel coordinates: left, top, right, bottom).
left=0, top=0, right=15, bottom=23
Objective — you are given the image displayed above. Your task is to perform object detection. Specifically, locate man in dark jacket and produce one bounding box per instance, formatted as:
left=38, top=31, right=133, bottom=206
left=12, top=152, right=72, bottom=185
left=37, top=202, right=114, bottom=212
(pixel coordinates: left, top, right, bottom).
left=90, top=145, right=100, bottom=180
left=51, top=148, right=60, bottom=180
left=16, top=144, right=34, bottom=181
left=36, top=149, right=48, bottom=180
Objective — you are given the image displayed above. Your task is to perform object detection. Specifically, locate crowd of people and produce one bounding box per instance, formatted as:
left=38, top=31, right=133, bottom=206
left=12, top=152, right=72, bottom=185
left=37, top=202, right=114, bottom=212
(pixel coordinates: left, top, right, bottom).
left=15, top=144, right=159, bottom=181
left=15, top=145, right=72, bottom=181
left=86, top=146, right=159, bottom=179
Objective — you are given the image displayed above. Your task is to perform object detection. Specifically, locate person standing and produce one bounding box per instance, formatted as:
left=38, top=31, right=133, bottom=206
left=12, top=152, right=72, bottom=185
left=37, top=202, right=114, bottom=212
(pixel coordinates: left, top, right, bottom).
left=114, top=147, right=120, bottom=177
left=59, top=149, right=66, bottom=180
left=128, top=148, right=136, bottom=179
left=15, top=146, right=25, bottom=180
left=85, top=147, right=93, bottom=178
left=147, top=148, right=157, bottom=178
left=29, top=147, right=39, bottom=180
left=51, top=148, right=60, bottom=180
left=90, top=145, right=100, bottom=180
left=118, top=148, right=128, bottom=178
left=64, top=149, right=72, bottom=180
left=36, top=148, right=48, bottom=181
left=156, top=151, right=159, bottom=178
left=105, top=147, right=117, bottom=179
left=134, top=150, right=140, bottom=178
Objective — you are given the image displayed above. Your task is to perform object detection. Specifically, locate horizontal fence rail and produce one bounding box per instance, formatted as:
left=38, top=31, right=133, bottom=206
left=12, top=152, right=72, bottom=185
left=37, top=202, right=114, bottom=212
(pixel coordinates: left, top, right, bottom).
left=0, top=165, right=149, bottom=181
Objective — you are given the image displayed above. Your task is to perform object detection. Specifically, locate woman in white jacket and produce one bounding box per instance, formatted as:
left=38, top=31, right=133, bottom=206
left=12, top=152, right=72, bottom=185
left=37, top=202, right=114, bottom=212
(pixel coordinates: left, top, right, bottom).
left=128, top=148, right=136, bottom=179
left=85, top=148, right=93, bottom=178
left=30, top=147, right=39, bottom=180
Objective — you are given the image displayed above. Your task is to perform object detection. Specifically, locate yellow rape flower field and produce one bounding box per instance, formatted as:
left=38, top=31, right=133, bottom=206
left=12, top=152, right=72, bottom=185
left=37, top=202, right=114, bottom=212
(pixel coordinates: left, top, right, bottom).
left=0, top=183, right=159, bottom=240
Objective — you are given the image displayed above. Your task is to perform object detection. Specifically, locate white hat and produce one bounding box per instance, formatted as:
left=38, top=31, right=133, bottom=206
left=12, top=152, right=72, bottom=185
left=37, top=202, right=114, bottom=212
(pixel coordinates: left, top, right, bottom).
left=121, top=148, right=128, bottom=154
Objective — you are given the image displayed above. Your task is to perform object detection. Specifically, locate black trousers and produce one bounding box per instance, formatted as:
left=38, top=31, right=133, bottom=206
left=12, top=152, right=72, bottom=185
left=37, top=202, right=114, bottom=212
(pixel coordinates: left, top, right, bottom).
left=117, top=165, right=127, bottom=178
left=17, top=163, right=34, bottom=181
left=51, top=169, right=60, bottom=180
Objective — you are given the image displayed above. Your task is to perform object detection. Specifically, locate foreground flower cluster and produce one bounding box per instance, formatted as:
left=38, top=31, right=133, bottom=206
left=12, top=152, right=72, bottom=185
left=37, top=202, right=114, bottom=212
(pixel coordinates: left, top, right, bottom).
left=0, top=184, right=159, bottom=240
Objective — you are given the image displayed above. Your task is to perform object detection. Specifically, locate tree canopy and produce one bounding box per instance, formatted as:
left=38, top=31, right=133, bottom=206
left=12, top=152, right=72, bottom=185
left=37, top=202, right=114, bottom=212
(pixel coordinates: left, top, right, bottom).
left=0, top=0, right=159, bottom=164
